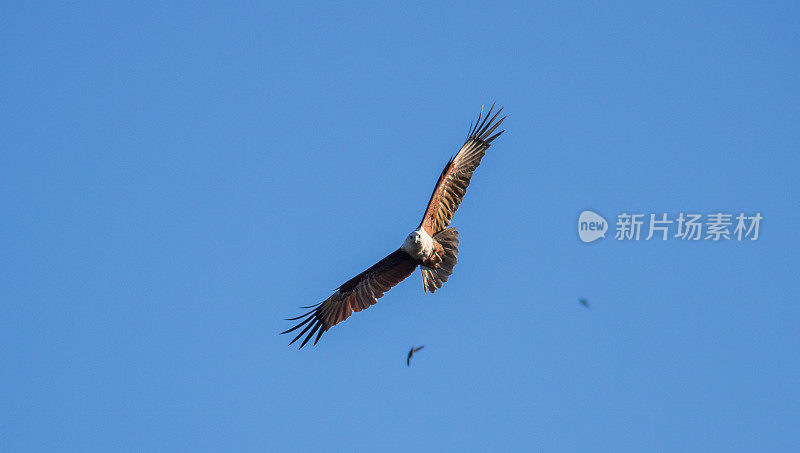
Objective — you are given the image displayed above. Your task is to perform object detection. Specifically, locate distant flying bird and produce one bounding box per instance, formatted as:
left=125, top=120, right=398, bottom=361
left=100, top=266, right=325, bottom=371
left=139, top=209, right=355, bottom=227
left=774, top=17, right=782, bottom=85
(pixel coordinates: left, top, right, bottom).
left=282, top=104, right=506, bottom=348
left=579, top=298, right=590, bottom=309
left=407, top=345, right=425, bottom=366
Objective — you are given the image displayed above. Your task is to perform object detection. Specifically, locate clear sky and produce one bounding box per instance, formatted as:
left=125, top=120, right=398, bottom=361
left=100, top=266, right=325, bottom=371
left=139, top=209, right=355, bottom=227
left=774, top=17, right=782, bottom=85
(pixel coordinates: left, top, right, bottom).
left=2, top=2, right=799, bottom=451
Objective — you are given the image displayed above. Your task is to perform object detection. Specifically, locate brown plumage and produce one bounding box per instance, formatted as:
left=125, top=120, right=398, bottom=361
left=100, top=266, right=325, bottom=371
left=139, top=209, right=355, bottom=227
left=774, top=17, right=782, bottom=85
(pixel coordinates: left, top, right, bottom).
left=420, top=228, right=459, bottom=293
left=282, top=250, right=417, bottom=348
left=420, top=104, right=505, bottom=236
left=282, top=104, right=505, bottom=348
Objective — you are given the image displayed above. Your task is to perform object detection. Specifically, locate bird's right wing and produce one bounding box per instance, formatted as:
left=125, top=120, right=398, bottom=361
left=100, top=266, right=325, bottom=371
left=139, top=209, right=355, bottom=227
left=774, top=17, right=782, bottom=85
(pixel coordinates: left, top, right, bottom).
left=282, top=249, right=418, bottom=348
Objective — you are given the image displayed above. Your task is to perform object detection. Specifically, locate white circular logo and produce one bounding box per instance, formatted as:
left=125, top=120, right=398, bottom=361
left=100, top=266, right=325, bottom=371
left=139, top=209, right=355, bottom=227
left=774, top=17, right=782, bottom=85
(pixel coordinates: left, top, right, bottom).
left=578, top=210, right=608, bottom=243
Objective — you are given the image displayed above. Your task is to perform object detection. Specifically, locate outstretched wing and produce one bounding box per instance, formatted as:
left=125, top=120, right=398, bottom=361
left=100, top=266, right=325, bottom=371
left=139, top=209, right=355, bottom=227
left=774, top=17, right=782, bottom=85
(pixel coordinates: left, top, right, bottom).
left=419, top=104, right=506, bottom=235
left=282, top=249, right=418, bottom=348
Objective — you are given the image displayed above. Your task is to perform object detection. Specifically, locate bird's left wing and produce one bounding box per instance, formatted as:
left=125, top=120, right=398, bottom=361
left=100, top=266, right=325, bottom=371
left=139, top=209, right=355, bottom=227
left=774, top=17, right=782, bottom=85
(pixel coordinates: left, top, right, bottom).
left=282, top=249, right=418, bottom=348
left=419, top=104, right=505, bottom=235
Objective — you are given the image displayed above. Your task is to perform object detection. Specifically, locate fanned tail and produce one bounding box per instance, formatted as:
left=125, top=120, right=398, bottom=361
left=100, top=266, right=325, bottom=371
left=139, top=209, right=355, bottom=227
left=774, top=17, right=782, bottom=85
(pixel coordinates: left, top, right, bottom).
left=421, top=228, right=459, bottom=293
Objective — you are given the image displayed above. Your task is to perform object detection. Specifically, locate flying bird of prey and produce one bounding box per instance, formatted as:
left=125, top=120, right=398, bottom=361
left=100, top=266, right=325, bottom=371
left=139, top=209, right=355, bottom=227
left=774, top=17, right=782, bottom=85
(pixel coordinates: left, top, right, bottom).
left=579, top=298, right=590, bottom=309
left=283, top=104, right=506, bottom=348
left=407, top=345, right=425, bottom=366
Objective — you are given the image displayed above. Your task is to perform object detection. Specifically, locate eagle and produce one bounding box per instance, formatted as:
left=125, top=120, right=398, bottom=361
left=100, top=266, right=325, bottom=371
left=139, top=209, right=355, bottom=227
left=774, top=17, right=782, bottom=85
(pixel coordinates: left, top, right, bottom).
left=283, top=104, right=506, bottom=348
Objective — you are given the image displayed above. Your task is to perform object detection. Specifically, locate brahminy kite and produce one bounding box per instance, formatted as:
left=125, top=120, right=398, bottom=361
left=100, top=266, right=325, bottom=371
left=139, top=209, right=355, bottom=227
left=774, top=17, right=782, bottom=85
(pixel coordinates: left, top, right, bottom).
left=283, top=104, right=506, bottom=348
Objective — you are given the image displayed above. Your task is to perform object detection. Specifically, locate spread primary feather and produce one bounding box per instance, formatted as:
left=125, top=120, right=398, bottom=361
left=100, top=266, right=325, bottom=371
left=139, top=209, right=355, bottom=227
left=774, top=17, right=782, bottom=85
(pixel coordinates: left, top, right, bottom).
left=282, top=104, right=506, bottom=348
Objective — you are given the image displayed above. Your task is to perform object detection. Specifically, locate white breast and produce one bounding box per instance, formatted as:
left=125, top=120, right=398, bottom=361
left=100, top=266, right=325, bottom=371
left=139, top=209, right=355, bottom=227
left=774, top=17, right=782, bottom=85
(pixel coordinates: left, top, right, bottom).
left=401, top=227, right=434, bottom=260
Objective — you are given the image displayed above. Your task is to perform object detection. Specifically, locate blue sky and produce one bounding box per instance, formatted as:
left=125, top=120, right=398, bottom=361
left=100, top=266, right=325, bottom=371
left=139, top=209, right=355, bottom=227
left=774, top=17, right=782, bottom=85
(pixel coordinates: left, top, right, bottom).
left=2, top=2, right=799, bottom=451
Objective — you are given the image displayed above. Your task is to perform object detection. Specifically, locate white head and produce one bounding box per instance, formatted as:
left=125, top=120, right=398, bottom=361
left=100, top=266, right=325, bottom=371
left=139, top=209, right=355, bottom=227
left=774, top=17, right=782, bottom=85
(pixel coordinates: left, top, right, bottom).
left=401, top=228, right=433, bottom=258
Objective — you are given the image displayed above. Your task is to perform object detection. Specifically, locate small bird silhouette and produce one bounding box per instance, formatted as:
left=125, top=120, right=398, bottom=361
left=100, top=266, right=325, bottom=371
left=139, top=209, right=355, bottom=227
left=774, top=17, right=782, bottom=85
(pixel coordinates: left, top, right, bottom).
left=407, top=345, right=425, bottom=366
left=579, top=298, right=590, bottom=309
